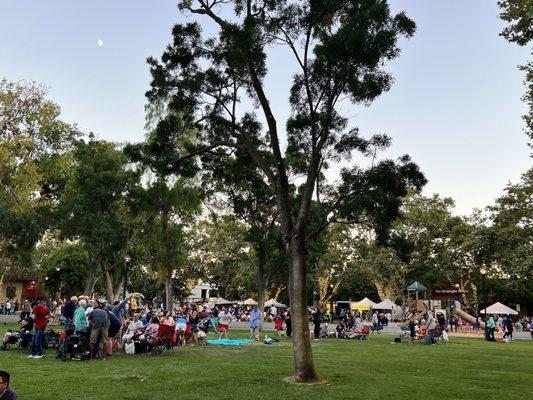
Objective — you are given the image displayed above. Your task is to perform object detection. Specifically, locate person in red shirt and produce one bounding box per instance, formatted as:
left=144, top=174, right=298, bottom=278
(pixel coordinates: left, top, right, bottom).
left=30, top=301, right=51, bottom=359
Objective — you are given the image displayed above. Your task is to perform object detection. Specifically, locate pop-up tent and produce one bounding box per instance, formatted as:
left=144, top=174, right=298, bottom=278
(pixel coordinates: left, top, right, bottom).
left=480, top=302, right=518, bottom=315
left=215, top=297, right=233, bottom=305
left=373, top=299, right=398, bottom=310
left=264, top=299, right=286, bottom=308
left=351, top=297, right=377, bottom=311
left=242, top=298, right=258, bottom=306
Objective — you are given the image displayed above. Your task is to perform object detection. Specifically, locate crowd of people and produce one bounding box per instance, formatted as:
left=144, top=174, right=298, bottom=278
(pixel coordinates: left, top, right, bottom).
left=2, top=296, right=533, bottom=360
left=0, top=297, right=297, bottom=359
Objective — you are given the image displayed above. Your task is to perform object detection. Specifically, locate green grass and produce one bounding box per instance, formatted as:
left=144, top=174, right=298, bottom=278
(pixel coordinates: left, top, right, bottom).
left=1, top=323, right=532, bottom=399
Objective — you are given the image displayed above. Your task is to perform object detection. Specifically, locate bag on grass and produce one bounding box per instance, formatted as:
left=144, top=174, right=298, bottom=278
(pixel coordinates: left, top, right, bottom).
left=125, top=341, right=135, bottom=355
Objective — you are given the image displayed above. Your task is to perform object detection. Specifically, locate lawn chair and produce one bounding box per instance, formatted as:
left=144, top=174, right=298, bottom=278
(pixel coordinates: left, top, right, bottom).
left=151, top=324, right=176, bottom=355
left=417, top=326, right=427, bottom=341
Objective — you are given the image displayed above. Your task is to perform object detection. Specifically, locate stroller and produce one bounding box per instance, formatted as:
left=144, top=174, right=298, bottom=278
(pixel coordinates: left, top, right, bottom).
left=3, top=329, right=33, bottom=351
left=56, top=324, right=88, bottom=361
left=197, top=317, right=211, bottom=335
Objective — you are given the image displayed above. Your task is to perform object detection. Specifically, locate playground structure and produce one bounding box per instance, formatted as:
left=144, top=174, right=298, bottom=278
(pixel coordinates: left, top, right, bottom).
left=454, top=304, right=485, bottom=329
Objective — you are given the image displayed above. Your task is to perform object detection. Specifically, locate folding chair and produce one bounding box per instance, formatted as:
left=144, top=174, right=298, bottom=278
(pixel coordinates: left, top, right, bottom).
left=151, top=324, right=176, bottom=355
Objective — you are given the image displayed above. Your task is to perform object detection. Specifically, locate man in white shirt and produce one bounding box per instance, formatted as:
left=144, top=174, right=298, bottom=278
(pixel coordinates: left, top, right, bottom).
left=122, top=313, right=145, bottom=343
left=269, top=305, right=277, bottom=320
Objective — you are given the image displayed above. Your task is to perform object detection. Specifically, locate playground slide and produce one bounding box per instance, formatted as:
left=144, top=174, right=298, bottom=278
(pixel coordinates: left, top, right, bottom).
left=455, top=307, right=485, bottom=329
left=401, top=302, right=429, bottom=328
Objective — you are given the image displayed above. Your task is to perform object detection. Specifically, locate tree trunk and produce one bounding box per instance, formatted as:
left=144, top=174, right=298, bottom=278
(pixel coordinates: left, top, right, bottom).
left=103, top=267, right=115, bottom=304
left=288, top=235, right=319, bottom=383
left=161, top=207, right=175, bottom=312
left=165, top=270, right=173, bottom=312
left=255, top=271, right=267, bottom=332
left=84, top=266, right=97, bottom=296
left=113, top=279, right=124, bottom=302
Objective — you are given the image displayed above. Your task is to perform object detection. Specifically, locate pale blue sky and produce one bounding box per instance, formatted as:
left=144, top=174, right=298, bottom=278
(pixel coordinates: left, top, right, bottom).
left=1, top=1, right=530, bottom=215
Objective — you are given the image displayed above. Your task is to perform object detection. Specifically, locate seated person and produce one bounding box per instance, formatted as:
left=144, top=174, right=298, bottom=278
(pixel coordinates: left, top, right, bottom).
left=335, top=322, right=346, bottom=339
left=346, top=325, right=361, bottom=339
left=160, top=312, right=175, bottom=327
left=319, top=323, right=328, bottom=338
left=122, top=313, right=145, bottom=343
left=347, top=325, right=369, bottom=339
left=144, top=316, right=160, bottom=346
left=1, top=315, right=34, bottom=350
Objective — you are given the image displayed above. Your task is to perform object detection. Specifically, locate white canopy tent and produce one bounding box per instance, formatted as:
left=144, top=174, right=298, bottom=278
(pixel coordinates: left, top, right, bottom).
left=215, top=297, right=233, bottom=305
left=353, top=297, right=378, bottom=308
left=480, top=302, right=518, bottom=315
left=373, top=299, right=398, bottom=310
left=242, top=298, right=258, bottom=306
left=264, top=299, right=286, bottom=308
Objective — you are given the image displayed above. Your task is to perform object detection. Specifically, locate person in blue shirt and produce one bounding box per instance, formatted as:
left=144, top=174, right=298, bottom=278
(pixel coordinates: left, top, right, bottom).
left=74, top=299, right=88, bottom=333
left=249, top=305, right=262, bottom=341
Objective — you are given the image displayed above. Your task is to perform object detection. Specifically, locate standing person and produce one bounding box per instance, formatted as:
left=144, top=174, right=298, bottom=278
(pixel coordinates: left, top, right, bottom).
left=408, top=313, right=416, bottom=344
left=506, top=315, right=514, bottom=340
left=104, top=305, right=122, bottom=356
left=30, top=301, right=51, bottom=359
left=74, top=299, right=88, bottom=333
left=62, top=296, right=78, bottom=326
left=217, top=307, right=230, bottom=340
left=0, top=371, right=18, bottom=400
left=426, top=311, right=436, bottom=345
left=249, top=305, right=261, bottom=340
left=486, top=316, right=496, bottom=341
left=87, top=300, right=109, bottom=360
left=269, top=304, right=277, bottom=321
left=19, top=300, right=31, bottom=323
left=5, top=301, right=10, bottom=315
left=284, top=308, right=292, bottom=338
left=371, top=311, right=379, bottom=332
left=313, top=308, right=321, bottom=341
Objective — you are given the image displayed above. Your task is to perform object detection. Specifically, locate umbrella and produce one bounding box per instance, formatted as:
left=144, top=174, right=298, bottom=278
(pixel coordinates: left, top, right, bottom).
left=480, top=302, right=518, bottom=315
left=242, top=298, right=258, bottom=306
left=264, top=299, right=286, bottom=308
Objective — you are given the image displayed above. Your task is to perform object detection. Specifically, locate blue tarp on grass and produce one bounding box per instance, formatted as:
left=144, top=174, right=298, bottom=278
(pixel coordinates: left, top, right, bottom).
left=207, top=339, right=254, bottom=346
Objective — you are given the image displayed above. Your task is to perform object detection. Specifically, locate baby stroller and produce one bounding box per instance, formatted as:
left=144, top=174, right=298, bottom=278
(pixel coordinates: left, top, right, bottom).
left=57, top=325, right=88, bottom=361
left=197, top=317, right=211, bottom=335
left=3, top=329, right=31, bottom=351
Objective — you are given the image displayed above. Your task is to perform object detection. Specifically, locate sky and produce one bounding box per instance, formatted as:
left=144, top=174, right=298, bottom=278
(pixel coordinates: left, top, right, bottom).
left=1, top=1, right=531, bottom=216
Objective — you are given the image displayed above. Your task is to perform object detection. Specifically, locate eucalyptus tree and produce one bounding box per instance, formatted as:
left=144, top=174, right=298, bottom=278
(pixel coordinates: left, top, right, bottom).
left=147, top=0, right=425, bottom=381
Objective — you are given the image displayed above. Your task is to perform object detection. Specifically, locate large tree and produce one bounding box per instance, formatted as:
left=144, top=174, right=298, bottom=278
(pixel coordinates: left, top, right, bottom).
left=59, top=139, right=139, bottom=300
left=147, top=0, right=425, bottom=381
left=485, top=168, right=533, bottom=307
left=126, top=125, right=203, bottom=311
left=498, top=0, right=533, bottom=147
left=0, top=79, right=78, bottom=285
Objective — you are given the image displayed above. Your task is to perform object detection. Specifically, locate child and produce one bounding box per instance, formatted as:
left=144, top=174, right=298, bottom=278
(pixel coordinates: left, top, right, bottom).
left=274, top=315, right=284, bottom=336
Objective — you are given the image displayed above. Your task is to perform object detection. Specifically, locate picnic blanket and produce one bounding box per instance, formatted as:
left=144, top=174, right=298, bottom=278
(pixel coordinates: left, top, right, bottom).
left=207, top=339, right=254, bottom=346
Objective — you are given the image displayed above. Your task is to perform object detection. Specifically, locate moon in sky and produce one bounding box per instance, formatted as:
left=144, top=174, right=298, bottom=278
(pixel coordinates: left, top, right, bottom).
left=97, top=39, right=104, bottom=47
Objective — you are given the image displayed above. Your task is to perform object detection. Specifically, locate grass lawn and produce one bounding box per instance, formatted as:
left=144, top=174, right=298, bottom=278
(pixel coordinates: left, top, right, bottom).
left=1, top=323, right=532, bottom=399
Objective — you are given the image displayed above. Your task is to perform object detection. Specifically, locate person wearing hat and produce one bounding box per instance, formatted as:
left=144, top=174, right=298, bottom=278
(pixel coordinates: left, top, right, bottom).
left=0, top=371, right=18, bottom=400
